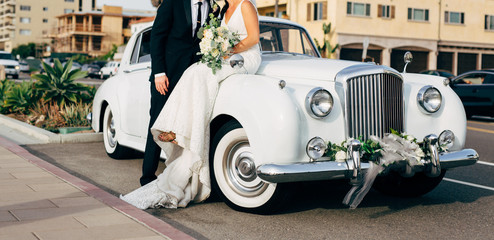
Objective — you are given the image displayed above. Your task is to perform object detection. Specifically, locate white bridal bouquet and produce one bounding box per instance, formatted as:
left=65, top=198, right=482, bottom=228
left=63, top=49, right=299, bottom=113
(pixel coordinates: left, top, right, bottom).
left=197, top=13, right=240, bottom=74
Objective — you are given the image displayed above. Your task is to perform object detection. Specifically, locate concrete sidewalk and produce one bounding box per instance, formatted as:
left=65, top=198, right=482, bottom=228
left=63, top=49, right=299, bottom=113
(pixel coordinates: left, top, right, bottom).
left=0, top=136, right=193, bottom=240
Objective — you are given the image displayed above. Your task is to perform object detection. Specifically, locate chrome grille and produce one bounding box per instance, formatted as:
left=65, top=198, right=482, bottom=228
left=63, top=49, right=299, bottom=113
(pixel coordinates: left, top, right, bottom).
left=346, top=73, right=404, bottom=140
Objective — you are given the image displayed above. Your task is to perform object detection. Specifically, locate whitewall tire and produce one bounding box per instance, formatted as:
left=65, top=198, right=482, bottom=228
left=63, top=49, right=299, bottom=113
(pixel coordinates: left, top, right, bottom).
left=102, top=106, right=132, bottom=159
left=210, top=120, right=289, bottom=214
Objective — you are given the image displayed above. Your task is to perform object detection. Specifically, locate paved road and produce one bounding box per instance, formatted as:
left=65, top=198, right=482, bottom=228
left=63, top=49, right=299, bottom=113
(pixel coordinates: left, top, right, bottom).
left=15, top=72, right=105, bottom=87
left=20, top=118, right=494, bottom=239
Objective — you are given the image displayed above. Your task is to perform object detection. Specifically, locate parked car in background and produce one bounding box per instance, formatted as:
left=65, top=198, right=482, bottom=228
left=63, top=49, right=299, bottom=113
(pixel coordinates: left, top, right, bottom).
left=419, top=69, right=455, bottom=79
left=99, top=61, right=120, bottom=79
left=0, top=51, right=20, bottom=79
left=92, top=60, right=108, bottom=69
left=81, top=64, right=101, bottom=78
left=19, top=60, right=30, bottom=72
left=91, top=17, right=478, bottom=213
left=449, top=69, right=494, bottom=118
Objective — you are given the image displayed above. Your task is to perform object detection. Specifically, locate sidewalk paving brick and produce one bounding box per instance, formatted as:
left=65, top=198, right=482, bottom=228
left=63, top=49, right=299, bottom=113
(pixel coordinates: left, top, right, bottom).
left=0, top=136, right=194, bottom=240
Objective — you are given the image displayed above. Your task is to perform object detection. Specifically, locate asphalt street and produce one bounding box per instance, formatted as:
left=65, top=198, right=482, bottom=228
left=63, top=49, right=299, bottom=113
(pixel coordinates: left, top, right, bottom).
left=16, top=118, right=494, bottom=240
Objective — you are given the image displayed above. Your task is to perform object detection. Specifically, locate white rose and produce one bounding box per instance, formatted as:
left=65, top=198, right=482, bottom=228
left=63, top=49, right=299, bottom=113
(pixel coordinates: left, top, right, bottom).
left=335, top=151, right=347, bottom=162
left=204, top=29, right=214, bottom=40
left=406, top=135, right=415, bottom=141
left=415, top=148, right=425, bottom=158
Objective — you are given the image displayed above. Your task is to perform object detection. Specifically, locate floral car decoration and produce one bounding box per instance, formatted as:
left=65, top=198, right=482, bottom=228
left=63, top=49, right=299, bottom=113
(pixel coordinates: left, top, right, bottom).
left=90, top=17, right=479, bottom=213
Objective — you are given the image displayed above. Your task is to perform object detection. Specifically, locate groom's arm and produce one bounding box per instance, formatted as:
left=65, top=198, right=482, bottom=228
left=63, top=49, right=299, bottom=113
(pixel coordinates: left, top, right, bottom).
left=150, top=0, right=173, bottom=77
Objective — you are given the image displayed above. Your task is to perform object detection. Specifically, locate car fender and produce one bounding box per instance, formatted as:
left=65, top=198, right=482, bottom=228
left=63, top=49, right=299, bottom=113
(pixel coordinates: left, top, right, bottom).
left=212, top=74, right=305, bottom=166
left=402, top=74, right=466, bottom=150
left=91, top=80, right=121, bottom=135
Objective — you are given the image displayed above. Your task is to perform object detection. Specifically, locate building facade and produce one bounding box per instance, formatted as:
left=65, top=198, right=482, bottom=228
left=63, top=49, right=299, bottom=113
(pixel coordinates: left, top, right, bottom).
left=257, top=0, right=494, bottom=74
left=51, top=5, right=154, bottom=57
left=0, top=0, right=96, bottom=53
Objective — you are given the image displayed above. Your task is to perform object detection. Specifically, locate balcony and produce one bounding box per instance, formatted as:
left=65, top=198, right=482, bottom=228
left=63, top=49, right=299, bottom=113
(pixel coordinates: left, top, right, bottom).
left=56, top=23, right=104, bottom=35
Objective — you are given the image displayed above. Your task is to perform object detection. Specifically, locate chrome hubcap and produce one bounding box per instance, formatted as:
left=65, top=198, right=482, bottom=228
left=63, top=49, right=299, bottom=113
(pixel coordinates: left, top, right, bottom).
left=225, top=141, right=267, bottom=196
left=106, top=113, right=117, bottom=148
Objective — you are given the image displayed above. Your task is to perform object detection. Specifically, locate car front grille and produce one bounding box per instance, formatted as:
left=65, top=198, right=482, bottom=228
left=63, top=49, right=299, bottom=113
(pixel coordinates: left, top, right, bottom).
left=346, top=73, right=404, bottom=140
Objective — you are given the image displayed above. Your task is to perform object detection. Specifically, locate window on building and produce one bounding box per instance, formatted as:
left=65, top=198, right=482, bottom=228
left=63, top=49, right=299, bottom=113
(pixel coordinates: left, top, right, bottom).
left=43, top=19, right=48, bottom=23
left=20, top=5, right=31, bottom=11
left=65, top=0, right=74, bottom=2
left=347, top=2, right=370, bottom=17
left=43, top=7, right=48, bottom=11
left=19, top=29, right=31, bottom=35
left=445, top=11, right=464, bottom=24
left=486, top=15, right=494, bottom=30
left=64, top=9, right=74, bottom=14
left=378, top=4, right=395, bottom=19
left=19, top=17, right=30, bottom=23
left=408, top=8, right=429, bottom=22
left=307, top=2, right=327, bottom=21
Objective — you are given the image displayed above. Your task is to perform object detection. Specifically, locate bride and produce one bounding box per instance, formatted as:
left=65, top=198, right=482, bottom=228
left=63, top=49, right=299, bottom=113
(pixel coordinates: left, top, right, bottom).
left=121, top=0, right=262, bottom=209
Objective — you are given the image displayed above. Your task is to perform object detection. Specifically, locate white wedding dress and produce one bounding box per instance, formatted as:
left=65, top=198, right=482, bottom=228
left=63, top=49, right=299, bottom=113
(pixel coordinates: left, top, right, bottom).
left=120, top=0, right=261, bottom=209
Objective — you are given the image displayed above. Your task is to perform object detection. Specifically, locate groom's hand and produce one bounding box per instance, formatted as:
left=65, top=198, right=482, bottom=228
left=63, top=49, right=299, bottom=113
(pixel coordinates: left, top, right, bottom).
left=155, top=75, right=169, bottom=95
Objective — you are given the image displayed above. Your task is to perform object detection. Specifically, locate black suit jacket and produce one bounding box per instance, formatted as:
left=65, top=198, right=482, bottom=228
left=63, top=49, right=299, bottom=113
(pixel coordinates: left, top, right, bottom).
left=149, top=0, right=218, bottom=91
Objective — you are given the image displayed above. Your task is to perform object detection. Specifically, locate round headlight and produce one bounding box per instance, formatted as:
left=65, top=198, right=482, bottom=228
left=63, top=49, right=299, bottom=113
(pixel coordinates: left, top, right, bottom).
left=15, top=66, right=20, bottom=70
left=305, top=88, right=333, bottom=118
left=306, top=137, right=327, bottom=160
left=417, top=86, right=442, bottom=113
left=438, top=130, right=455, bottom=150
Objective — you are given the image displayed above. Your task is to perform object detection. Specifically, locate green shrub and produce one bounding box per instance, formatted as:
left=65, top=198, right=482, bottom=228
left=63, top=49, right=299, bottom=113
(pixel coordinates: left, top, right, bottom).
left=0, top=79, right=14, bottom=113
left=3, top=81, right=38, bottom=114
left=32, top=58, right=89, bottom=106
left=61, top=102, right=91, bottom=127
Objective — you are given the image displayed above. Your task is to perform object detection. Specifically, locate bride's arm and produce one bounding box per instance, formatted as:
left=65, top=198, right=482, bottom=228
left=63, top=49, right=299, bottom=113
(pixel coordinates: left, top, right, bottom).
left=232, top=1, right=259, bottom=54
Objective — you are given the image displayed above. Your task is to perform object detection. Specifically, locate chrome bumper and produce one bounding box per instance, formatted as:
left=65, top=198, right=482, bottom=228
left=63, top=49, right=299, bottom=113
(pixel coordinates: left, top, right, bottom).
left=256, top=148, right=478, bottom=183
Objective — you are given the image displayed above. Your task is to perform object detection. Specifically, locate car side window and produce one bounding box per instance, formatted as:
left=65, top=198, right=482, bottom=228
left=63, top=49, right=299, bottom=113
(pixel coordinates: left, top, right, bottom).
left=483, top=74, right=494, bottom=84
left=130, top=34, right=141, bottom=64
left=138, top=30, right=151, bottom=63
left=130, top=29, right=151, bottom=65
left=457, top=73, right=484, bottom=85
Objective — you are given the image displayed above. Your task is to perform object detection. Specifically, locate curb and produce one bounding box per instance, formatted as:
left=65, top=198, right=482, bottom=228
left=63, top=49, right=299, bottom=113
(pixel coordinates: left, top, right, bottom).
left=0, top=136, right=195, bottom=240
left=0, top=114, right=102, bottom=144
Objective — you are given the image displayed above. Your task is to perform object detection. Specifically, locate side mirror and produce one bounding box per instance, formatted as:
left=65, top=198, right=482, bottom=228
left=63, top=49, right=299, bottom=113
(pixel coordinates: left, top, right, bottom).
left=229, top=54, right=244, bottom=70
left=403, top=51, right=413, bottom=73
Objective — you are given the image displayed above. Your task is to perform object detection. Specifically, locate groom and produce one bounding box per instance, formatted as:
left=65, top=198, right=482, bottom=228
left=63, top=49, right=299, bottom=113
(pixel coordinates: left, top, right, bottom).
left=141, top=0, right=220, bottom=186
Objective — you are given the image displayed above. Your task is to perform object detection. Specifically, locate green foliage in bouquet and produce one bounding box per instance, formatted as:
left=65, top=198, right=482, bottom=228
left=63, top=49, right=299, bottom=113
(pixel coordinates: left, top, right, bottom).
left=197, top=13, right=240, bottom=74
left=32, top=58, right=90, bottom=106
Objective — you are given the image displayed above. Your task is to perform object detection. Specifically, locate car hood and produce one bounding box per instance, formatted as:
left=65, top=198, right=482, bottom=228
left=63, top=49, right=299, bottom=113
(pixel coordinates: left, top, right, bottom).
left=0, top=59, right=19, bottom=66
left=256, top=53, right=366, bottom=81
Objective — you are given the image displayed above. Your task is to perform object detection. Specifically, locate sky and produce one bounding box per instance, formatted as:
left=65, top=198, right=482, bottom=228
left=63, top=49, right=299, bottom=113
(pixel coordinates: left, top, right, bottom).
left=97, top=0, right=156, bottom=11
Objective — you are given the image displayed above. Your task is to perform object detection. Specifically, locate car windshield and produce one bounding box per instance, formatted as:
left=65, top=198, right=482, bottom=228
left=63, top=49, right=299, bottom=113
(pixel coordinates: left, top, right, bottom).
left=0, top=53, right=15, bottom=60
left=259, top=22, right=319, bottom=57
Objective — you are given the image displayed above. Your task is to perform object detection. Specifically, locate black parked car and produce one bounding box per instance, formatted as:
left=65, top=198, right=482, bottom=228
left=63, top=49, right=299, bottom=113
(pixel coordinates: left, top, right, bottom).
left=420, top=69, right=455, bottom=79
left=449, top=69, right=494, bottom=118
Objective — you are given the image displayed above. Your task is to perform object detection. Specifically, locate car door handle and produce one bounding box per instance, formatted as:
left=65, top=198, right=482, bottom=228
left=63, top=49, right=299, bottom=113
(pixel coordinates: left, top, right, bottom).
left=473, top=89, right=479, bottom=93
left=123, top=66, right=151, bottom=74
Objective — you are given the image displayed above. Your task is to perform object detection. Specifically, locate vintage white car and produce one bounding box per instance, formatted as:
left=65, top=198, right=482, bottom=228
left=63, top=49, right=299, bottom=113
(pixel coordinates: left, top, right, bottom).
left=91, top=17, right=478, bottom=213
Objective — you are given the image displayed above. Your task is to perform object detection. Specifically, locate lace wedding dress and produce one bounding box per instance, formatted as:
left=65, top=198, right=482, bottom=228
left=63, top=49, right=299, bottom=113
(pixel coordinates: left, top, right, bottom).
left=120, top=0, right=261, bottom=209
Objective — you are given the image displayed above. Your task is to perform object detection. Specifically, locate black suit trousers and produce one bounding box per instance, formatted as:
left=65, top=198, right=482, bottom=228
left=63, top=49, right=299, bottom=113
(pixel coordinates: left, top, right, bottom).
left=140, top=81, right=169, bottom=186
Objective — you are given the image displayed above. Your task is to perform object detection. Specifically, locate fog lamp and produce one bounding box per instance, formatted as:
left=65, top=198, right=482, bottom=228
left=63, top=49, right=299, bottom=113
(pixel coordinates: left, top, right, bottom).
left=438, top=130, right=455, bottom=150
left=306, top=137, right=327, bottom=160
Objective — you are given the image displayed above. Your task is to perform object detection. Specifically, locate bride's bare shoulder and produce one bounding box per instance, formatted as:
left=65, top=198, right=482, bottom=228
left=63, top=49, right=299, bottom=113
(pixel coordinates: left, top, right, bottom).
left=240, top=0, right=257, bottom=16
